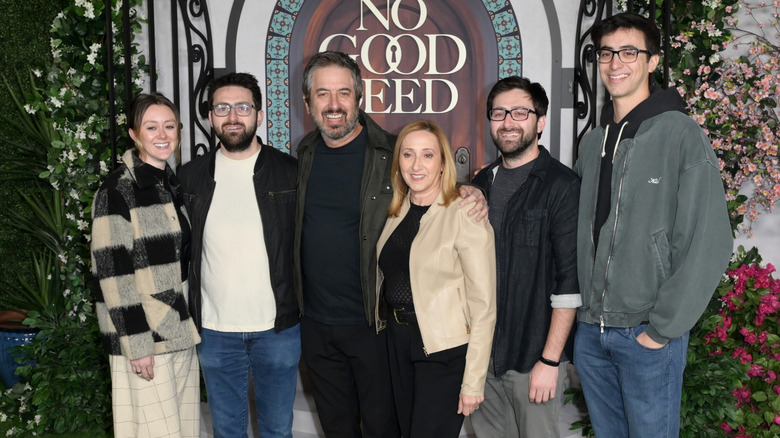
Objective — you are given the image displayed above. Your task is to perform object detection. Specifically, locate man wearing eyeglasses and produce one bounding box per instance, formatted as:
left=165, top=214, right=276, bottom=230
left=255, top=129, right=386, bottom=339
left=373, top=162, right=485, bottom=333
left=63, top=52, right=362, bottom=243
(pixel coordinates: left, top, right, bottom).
left=179, top=72, right=300, bottom=438
left=573, top=13, right=732, bottom=437
left=470, top=76, right=580, bottom=438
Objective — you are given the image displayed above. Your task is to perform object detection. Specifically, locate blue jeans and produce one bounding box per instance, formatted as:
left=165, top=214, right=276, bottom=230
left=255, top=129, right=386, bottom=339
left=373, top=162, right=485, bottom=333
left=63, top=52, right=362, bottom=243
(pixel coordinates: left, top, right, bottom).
left=198, top=324, right=301, bottom=438
left=573, top=321, right=688, bottom=438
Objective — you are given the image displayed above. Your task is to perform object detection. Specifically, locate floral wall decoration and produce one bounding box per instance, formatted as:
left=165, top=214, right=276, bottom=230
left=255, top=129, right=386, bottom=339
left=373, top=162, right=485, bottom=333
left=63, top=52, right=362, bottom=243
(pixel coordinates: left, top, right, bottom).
left=0, top=0, right=147, bottom=435
left=663, top=0, right=780, bottom=236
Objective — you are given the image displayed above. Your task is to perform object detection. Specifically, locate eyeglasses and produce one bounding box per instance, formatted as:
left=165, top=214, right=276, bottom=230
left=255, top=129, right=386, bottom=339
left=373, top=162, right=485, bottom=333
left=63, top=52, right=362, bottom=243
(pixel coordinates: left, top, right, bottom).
left=595, top=48, right=652, bottom=64
left=211, top=103, right=256, bottom=117
left=488, top=107, right=536, bottom=122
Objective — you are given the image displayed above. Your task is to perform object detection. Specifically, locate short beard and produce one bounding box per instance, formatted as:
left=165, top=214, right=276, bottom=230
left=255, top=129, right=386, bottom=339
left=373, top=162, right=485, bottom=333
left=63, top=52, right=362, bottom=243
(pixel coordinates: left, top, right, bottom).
left=217, top=126, right=255, bottom=153
left=493, top=129, right=535, bottom=161
left=316, top=111, right=360, bottom=142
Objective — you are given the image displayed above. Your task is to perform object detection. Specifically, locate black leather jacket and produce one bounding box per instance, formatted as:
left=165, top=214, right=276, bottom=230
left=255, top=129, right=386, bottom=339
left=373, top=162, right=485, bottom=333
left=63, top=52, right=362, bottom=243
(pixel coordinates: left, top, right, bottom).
left=178, top=138, right=300, bottom=332
left=472, top=146, right=580, bottom=375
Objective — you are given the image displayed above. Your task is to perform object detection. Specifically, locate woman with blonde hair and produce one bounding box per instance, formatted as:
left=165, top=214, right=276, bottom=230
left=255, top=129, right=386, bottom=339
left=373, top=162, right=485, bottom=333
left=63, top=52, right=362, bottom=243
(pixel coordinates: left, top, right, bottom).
left=376, top=119, right=496, bottom=437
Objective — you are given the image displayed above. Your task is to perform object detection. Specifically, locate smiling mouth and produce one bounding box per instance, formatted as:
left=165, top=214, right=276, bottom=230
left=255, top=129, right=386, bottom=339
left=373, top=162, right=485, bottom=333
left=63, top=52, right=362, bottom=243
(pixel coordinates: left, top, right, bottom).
left=499, top=130, right=520, bottom=139
left=154, top=143, right=170, bottom=149
left=608, top=73, right=629, bottom=80
left=324, top=112, right=344, bottom=122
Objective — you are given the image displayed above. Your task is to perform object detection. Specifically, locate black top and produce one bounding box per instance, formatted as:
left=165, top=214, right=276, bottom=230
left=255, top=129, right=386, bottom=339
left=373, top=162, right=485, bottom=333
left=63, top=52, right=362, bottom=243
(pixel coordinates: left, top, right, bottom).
left=301, top=127, right=368, bottom=325
left=148, top=164, right=190, bottom=282
left=378, top=202, right=430, bottom=310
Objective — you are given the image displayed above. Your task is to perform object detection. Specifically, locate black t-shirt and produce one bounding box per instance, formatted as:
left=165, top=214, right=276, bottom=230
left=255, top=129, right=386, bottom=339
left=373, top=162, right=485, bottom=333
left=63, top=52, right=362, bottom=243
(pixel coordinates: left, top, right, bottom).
left=301, top=127, right=368, bottom=325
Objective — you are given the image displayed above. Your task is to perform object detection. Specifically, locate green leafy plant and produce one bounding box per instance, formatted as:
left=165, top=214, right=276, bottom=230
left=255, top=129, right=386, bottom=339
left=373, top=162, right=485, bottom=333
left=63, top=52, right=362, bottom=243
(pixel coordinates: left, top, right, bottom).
left=0, top=0, right=147, bottom=435
left=702, top=246, right=780, bottom=437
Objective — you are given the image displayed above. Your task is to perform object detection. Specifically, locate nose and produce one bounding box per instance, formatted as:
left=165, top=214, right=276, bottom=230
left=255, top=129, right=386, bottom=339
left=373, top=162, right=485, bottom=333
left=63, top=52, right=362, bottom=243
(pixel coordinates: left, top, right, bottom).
left=326, top=94, right=340, bottom=110
left=609, top=53, right=624, bottom=69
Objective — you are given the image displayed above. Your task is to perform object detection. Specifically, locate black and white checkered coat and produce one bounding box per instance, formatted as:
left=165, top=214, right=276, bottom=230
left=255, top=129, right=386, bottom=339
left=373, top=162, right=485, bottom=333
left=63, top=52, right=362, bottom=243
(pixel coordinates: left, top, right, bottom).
left=90, top=150, right=200, bottom=359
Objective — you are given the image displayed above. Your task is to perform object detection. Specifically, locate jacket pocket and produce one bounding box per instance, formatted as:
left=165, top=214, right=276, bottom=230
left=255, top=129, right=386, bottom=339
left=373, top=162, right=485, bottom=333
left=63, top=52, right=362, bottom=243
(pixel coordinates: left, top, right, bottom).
left=651, top=229, right=671, bottom=278
left=426, top=282, right=468, bottom=339
left=521, top=209, right=546, bottom=247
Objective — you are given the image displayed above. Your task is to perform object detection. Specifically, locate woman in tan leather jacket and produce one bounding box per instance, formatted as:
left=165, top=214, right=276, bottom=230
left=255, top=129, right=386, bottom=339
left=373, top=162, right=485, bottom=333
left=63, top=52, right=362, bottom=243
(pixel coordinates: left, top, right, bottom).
left=375, top=120, right=496, bottom=437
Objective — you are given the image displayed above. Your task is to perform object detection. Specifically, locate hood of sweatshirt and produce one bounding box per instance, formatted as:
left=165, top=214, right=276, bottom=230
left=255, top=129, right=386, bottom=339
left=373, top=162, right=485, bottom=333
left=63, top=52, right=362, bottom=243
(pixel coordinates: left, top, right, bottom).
left=599, top=86, right=688, bottom=138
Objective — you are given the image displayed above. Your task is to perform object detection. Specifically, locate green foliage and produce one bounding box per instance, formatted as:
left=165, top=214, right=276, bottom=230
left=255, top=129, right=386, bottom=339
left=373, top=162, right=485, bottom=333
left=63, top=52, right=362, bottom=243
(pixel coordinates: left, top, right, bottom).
left=0, top=0, right=69, bottom=319
left=564, top=386, right=594, bottom=437
left=0, top=0, right=147, bottom=435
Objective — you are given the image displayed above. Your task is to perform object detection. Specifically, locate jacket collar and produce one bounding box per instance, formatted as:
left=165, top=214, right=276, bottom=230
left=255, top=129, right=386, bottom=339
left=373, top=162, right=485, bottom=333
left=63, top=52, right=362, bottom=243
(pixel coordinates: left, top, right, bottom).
left=122, top=149, right=172, bottom=189
left=206, top=135, right=267, bottom=178
left=485, top=145, right=552, bottom=183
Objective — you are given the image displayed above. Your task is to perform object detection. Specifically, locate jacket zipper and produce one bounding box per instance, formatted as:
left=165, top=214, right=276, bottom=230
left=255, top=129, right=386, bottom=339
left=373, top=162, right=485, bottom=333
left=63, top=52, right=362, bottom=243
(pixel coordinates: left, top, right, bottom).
left=599, top=144, right=630, bottom=333
left=266, top=188, right=295, bottom=199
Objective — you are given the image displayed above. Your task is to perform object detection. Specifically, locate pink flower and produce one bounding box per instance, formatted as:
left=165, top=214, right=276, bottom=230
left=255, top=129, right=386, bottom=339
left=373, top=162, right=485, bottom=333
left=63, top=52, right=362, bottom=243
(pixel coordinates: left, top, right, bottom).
left=747, top=364, right=765, bottom=378
left=740, top=326, right=757, bottom=344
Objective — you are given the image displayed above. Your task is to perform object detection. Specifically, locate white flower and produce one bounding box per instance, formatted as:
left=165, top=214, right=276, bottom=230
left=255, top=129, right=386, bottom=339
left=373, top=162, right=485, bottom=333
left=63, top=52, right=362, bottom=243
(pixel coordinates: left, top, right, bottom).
left=77, top=220, right=88, bottom=230
left=32, top=69, right=41, bottom=77
left=33, top=415, right=41, bottom=425
left=67, top=67, right=76, bottom=76
left=116, top=113, right=126, bottom=125
left=100, top=161, right=109, bottom=173
left=0, top=413, right=6, bottom=422
left=70, top=189, right=79, bottom=200
left=49, top=97, right=62, bottom=108
left=79, top=313, right=87, bottom=323
left=66, top=213, right=75, bottom=221
left=684, top=42, right=695, bottom=51
left=84, top=3, right=95, bottom=19
left=709, top=53, right=721, bottom=64
left=63, top=289, right=71, bottom=297
left=87, top=52, right=98, bottom=65
left=133, top=76, right=144, bottom=87
left=24, top=104, right=35, bottom=115
left=59, top=87, right=67, bottom=98
left=6, top=427, right=15, bottom=436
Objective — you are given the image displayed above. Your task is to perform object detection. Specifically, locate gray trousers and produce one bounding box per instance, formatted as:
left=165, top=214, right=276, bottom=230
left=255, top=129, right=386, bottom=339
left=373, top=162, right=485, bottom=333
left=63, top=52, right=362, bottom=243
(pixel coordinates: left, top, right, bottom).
left=470, top=364, right=568, bottom=438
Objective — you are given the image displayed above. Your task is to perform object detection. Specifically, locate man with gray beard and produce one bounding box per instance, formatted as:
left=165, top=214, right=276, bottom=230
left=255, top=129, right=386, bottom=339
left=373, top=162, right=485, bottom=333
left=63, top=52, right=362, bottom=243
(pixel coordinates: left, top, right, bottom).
left=471, top=76, right=581, bottom=438
left=179, top=72, right=300, bottom=438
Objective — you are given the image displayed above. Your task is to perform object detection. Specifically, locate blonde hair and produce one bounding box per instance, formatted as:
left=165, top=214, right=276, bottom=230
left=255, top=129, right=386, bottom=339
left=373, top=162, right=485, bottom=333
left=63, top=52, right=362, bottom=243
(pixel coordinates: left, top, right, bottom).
left=387, top=120, right=459, bottom=217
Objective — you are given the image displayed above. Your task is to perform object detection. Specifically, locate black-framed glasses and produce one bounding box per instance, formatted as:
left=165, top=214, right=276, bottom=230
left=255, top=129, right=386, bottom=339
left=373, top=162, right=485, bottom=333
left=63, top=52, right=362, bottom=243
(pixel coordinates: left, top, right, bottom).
left=212, top=103, right=256, bottom=117
left=488, top=107, right=536, bottom=122
left=595, top=48, right=652, bottom=64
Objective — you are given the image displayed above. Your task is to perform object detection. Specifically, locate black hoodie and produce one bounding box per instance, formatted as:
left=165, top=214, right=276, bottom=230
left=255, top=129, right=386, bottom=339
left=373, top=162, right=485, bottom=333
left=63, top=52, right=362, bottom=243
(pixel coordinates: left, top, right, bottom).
left=593, top=87, right=688, bottom=246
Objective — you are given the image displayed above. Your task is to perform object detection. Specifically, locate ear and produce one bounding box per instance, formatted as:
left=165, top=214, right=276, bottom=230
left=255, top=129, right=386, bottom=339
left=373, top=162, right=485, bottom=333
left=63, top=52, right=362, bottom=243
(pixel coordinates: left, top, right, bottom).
left=256, top=109, right=264, bottom=127
left=536, top=115, right=547, bottom=136
left=128, top=129, right=138, bottom=143
left=303, top=97, right=310, bottom=115
left=648, top=53, right=660, bottom=73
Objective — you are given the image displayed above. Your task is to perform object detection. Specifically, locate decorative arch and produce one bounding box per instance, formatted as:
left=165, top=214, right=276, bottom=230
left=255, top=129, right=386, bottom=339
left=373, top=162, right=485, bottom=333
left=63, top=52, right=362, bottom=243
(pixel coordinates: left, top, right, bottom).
left=263, top=0, right=523, bottom=152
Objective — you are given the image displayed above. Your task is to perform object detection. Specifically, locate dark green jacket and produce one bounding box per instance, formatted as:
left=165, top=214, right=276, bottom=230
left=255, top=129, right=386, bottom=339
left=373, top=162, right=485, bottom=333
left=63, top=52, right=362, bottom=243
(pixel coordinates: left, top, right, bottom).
left=575, top=104, right=732, bottom=344
left=293, top=110, right=396, bottom=325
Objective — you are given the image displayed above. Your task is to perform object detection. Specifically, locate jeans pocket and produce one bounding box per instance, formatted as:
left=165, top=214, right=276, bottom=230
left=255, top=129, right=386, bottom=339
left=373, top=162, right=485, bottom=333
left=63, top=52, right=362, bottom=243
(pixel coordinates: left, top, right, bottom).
left=629, top=325, right=666, bottom=352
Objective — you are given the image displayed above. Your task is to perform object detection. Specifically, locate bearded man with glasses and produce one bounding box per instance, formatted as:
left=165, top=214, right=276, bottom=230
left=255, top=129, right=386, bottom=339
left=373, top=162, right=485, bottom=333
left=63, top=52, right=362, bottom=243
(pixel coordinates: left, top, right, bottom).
left=470, top=76, right=580, bottom=438
left=179, top=72, right=301, bottom=438
left=573, top=13, right=732, bottom=437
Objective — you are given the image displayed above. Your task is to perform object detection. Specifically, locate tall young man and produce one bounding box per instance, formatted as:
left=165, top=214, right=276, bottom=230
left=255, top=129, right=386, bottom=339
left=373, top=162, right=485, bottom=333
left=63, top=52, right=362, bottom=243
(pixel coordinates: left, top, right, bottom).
left=471, top=76, right=580, bottom=437
left=573, top=13, right=732, bottom=437
left=179, top=72, right=300, bottom=438
left=293, top=51, right=487, bottom=437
